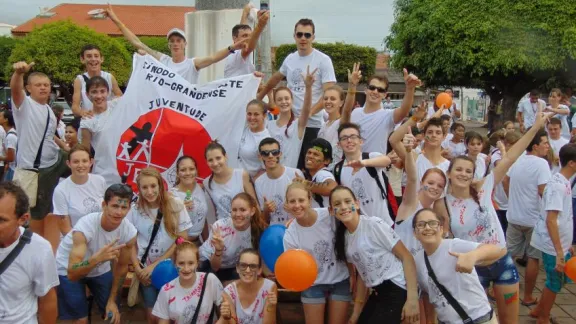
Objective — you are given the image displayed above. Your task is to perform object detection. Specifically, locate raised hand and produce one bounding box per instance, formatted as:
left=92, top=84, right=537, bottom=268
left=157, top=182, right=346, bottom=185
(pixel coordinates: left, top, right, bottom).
left=346, top=160, right=365, bottom=175
left=93, top=238, right=125, bottom=264
left=220, top=296, right=232, bottom=320
left=263, top=196, right=277, bottom=214
left=12, top=61, right=35, bottom=74
left=533, top=103, right=550, bottom=129
left=403, top=68, right=421, bottom=89
left=257, top=10, right=270, bottom=26
left=266, top=286, right=278, bottom=306
left=403, top=134, right=416, bottom=151
left=211, top=225, right=225, bottom=252
left=412, top=100, right=428, bottom=121
left=104, top=3, right=119, bottom=22
left=348, top=62, right=362, bottom=86
left=302, top=65, right=318, bottom=88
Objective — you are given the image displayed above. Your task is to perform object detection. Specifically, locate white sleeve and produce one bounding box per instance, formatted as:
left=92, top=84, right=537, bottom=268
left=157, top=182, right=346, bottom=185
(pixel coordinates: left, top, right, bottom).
left=199, top=234, right=215, bottom=261
left=52, top=185, right=69, bottom=216
left=370, top=217, right=400, bottom=251
left=537, top=162, right=552, bottom=185
left=255, top=181, right=265, bottom=210
left=121, top=221, right=137, bottom=245
left=572, top=114, right=576, bottom=129
left=5, top=134, right=16, bottom=150
left=517, top=102, right=525, bottom=113
left=314, top=170, right=335, bottom=183
left=279, top=56, right=289, bottom=76
left=320, top=55, right=337, bottom=84
left=283, top=227, right=299, bottom=250
left=33, top=241, right=60, bottom=297
left=208, top=273, right=224, bottom=306
left=544, top=182, right=564, bottom=212
left=79, top=118, right=92, bottom=132
left=449, top=238, right=481, bottom=254
left=151, top=287, right=170, bottom=320
left=295, top=169, right=305, bottom=178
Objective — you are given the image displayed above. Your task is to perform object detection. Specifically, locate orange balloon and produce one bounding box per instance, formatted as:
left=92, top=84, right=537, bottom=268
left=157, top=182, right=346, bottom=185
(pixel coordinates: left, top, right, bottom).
left=275, top=250, right=318, bottom=291
left=435, top=92, right=453, bottom=109
left=565, top=257, right=576, bottom=281
left=270, top=106, right=280, bottom=116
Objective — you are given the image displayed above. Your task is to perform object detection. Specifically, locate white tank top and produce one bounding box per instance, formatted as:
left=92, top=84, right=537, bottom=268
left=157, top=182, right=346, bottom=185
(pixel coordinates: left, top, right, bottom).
left=77, top=71, right=114, bottom=111
left=224, top=279, right=275, bottom=324
left=203, top=169, right=245, bottom=220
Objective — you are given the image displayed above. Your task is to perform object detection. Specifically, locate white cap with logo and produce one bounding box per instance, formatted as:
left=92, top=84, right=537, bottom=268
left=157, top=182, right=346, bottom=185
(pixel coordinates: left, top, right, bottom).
left=166, top=28, right=186, bottom=41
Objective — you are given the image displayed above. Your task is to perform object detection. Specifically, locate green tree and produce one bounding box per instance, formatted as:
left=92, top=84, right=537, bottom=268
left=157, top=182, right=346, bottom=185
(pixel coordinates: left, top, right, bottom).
left=274, top=43, right=377, bottom=83
left=5, top=20, right=131, bottom=103
left=0, top=36, right=19, bottom=85
left=117, top=36, right=170, bottom=56
left=386, top=0, right=576, bottom=121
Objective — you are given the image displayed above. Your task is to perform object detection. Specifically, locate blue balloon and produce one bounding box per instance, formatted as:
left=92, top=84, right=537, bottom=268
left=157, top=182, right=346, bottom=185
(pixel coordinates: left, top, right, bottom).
left=151, top=259, right=179, bottom=289
left=259, top=224, right=287, bottom=272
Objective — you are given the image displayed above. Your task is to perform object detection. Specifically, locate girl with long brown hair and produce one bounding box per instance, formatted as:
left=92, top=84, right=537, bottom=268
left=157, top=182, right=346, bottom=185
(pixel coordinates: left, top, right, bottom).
left=127, top=167, right=192, bottom=323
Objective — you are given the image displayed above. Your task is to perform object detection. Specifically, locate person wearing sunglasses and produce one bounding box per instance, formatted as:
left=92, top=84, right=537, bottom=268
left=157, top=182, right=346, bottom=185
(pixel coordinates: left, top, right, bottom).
left=413, top=208, right=504, bottom=324
left=254, top=137, right=304, bottom=224
left=221, top=249, right=278, bottom=324
left=55, top=183, right=137, bottom=324
left=350, top=70, right=421, bottom=155
left=257, top=18, right=337, bottom=170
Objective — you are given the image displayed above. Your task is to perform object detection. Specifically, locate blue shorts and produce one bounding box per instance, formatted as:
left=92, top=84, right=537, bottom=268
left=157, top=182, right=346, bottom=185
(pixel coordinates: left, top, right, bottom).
left=301, top=278, right=352, bottom=304
left=3, top=167, right=14, bottom=181
left=475, top=252, right=520, bottom=289
left=542, top=251, right=573, bottom=293
left=57, top=271, right=114, bottom=320
left=141, top=284, right=160, bottom=308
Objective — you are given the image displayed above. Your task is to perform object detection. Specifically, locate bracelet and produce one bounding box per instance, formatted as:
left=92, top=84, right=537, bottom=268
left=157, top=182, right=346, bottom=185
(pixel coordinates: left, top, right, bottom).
left=227, top=45, right=235, bottom=54
left=411, top=116, right=419, bottom=122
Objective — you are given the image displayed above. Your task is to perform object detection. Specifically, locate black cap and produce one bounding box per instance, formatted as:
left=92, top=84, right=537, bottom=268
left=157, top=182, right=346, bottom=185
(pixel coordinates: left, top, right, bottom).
left=309, top=138, right=333, bottom=162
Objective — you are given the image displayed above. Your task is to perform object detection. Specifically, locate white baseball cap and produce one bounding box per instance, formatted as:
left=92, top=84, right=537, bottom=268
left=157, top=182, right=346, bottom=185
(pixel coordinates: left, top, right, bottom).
left=166, top=28, right=186, bottom=41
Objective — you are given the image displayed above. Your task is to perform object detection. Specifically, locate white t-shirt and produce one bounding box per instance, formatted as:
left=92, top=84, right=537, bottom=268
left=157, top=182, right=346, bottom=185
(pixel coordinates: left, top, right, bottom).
left=549, top=137, right=569, bottom=174
left=471, top=153, right=488, bottom=180
left=441, top=138, right=466, bottom=157
left=549, top=105, right=571, bottom=140
left=517, top=99, right=546, bottom=129
left=340, top=152, right=393, bottom=225
left=255, top=167, right=304, bottom=224
left=57, top=120, right=66, bottom=141
left=531, top=172, right=574, bottom=256
left=199, top=217, right=252, bottom=268
left=13, top=96, right=59, bottom=169
left=224, top=279, right=275, bottom=324
left=386, top=165, right=403, bottom=197
left=238, top=127, right=270, bottom=178
left=159, top=54, right=199, bottom=85
left=152, top=273, right=223, bottom=324
left=395, top=203, right=424, bottom=256
left=203, top=169, right=245, bottom=220
left=56, top=212, right=137, bottom=277
left=0, top=228, right=59, bottom=324
left=416, top=154, right=450, bottom=189
left=127, top=200, right=192, bottom=266
left=170, top=186, right=209, bottom=238
left=507, top=154, right=551, bottom=227
left=351, top=107, right=395, bottom=154
left=490, top=150, right=508, bottom=210
left=310, top=169, right=335, bottom=208
left=318, top=119, right=343, bottom=170
left=79, top=99, right=121, bottom=185
left=224, top=51, right=255, bottom=78
left=267, top=120, right=302, bottom=169
left=284, top=208, right=349, bottom=285
left=279, top=49, right=336, bottom=128
left=346, top=215, right=405, bottom=288
left=416, top=239, right=491, bottom=324
left=446, top=173, right=506, bottom=247
left=3, top=128, right=17, bottom=171
left=52, top=174, right=107, bottom=227
left=77, top=71, right=114, bottom=111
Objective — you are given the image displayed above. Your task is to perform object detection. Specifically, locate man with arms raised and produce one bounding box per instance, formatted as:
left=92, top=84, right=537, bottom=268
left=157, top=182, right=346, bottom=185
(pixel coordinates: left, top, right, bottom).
left=55, top=184, right=137, bottom=324
left=0, top=182, right=58, bottom=324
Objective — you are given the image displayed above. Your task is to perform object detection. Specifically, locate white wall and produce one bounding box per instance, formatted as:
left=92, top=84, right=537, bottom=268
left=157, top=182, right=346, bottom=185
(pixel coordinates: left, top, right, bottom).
left=0, top=25, right=14, bottom=36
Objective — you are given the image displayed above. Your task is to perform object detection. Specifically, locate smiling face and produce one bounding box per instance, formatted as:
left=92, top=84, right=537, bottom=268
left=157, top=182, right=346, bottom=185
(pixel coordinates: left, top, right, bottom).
left=329, top=188, right=359, bottom=224
left=138, top=175, right=160, bottom=203
left=275, top=89, right=293, bottom=114
left=175, top=247, right=198, bottom=281
left=236, top=251, right=262, bottom=283
left=206, top=148, right=228, bottom=175
left=66, top=149, right=92, bottom=177
left=286, top=186, right=311, bottom=220
left=259, top=143, right=281, bottom=169
left=466, top=138, right=483, bottom=156
left=305, top=147, right=328, bottom=171
left=365, top=79, right=387, bottom=105
left=448, top=158, right=475, bottom=188
left=338, top=127, right=363, bottom=155
left=26, top=75, right=51, bottom=103
left=246, top=103, right=266, bottom=131
left=87, top=84, right=109, bottom=108
left=81, top=49, right=103, bottom=73
left=65, top=125, right=78, bottom=144
left=102, top=195, right=131, bottom=227
left=323, top=89, right=343, bottom=115
left=176, top=158, right=197, bottom=186
left=230, top=197, right=253, bottom=229
left=424, top=125, right=444, bottom=148
left=168, top=35, right=187, bottom=56
left=420, top=171, right=446, bottom=200
left=453, top=125, right=465, bottom=141
left=414, top=209, right=443, bottom=245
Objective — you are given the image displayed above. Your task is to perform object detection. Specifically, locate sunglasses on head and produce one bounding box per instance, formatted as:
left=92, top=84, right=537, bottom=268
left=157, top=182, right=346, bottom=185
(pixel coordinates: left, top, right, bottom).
left=368, top=85, right=387, bottom=93
left=260, top=149, right=281, bottom=157
left=295, top=32, right=313, bottom=39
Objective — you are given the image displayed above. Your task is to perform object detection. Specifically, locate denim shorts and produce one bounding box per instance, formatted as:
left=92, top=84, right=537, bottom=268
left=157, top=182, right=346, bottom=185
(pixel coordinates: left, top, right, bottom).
left=301, top=278, right=352, bottom=304
left=475, top=252, right=520, bottom=289
left=141, top=284, right=160, bottom=308
left=57, top=271, right=114, bottom=320
left=542, top=251, right=573, bottom=293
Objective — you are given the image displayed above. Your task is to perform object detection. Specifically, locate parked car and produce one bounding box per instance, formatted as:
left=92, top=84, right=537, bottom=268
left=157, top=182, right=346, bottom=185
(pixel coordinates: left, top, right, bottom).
left=51, top=99, right=74, bottom=125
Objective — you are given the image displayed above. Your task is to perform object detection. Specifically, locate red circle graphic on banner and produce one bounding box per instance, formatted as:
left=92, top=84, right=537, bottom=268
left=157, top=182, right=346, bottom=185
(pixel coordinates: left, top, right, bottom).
left=116, top=108, right=212, bottom=192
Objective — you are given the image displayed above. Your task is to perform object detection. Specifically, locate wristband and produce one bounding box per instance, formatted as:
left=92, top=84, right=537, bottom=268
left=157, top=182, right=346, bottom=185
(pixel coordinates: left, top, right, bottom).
left=228, top=45, right=235, bottom=54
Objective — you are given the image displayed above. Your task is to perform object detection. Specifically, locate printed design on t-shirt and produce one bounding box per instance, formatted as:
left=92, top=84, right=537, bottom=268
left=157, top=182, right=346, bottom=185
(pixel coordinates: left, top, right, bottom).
left=351, top=178, right=373, bottom=207
left=313, top=240, right=335, bottom=274
left=469, top=206, right=497, bottom=245
left=273, top=133, right=286, bottom=151
left=191, top=196, right=207, bottom=225
left=181, top=274, right=206, bottom=322
left=270, top=194, right=286, bottom=223
left=427, top=276, right=448, bottom=309
left=238, top=297, right=262, bottom=324
left=218, top=195, right=233, bottom=216
left=351, top=248, right=384, bottom=284
left=83, top=197, right=100, bottom=214
left=290, top=68, right=305, bottom=93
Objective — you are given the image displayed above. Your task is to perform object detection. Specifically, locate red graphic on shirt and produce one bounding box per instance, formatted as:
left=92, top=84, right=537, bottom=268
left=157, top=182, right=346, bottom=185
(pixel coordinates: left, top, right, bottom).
left=163, top=283, right=175, bottom=291
left=116, top=108, right=212, bottom=193
left=183, top=273, right=205, bottom=302
left=168, top=296, right=176, bottom=304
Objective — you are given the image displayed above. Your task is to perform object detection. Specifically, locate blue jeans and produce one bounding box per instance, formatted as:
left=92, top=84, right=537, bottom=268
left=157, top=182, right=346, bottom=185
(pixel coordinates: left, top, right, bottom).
left=57, top=272, right=115, bottom=320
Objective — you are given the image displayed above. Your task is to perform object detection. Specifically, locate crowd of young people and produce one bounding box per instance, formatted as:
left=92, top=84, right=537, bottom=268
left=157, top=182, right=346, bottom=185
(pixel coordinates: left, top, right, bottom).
left=2, top=3, right=576, bottom=324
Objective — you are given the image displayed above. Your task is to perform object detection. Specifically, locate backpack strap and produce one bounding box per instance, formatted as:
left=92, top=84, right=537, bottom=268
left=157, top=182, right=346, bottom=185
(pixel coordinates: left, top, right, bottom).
left=0, top=229, right=33, bottom=276
left=362, top=152, right=387, bottom=200
left=333, top=159, right=345, bottom=185
left=81, top=74, right=90, bottom=84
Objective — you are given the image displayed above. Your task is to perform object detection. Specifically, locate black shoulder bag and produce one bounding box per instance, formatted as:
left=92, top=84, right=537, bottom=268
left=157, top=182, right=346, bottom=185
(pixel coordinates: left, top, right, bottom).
left=424, top=253, right=473, bottom=323
left=0, top=229, right=33, bottom=276
left=190, top=273, right=216, bottom=324
left=139, top=210, right=163, bottom=267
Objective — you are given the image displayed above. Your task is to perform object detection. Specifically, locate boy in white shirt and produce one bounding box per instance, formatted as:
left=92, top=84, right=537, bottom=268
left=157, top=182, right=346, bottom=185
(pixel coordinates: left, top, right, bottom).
left=0, top=109, right=16, bottom=181
left=547, top=117, right=569, bottom=173
left=255, top=137, right=304, bottom=224
left=517, top=89, right=547, bottom=133
left=0, top=182, right=59, bottom=324
left=301, top=138, right=337, bottom=208
left=530, top=144, right=576, bottom=322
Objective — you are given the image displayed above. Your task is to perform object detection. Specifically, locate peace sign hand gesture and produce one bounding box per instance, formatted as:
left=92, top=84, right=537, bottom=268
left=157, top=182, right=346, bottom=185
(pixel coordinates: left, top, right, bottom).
left=302, top=65, right=318, bottom=88
left=211, top=225, right=225, bottom=252
left=348, top=62, right=362, bottom=86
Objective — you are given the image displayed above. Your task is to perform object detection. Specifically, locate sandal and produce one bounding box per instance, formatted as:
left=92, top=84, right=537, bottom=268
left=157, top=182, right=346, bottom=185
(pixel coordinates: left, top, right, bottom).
left=521, top=298, right=539, bottom=307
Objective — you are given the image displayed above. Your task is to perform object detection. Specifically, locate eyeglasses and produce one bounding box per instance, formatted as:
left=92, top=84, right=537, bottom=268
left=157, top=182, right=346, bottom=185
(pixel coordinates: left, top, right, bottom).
left=237, top=262, right=259, bottom=271
left=295, top=32, right=313, bottom=39
left=367, top=85, right=387, bottom=93
left=260, top=149, right=281, bottom=157
left=108, top=183, right=133, bottom=195
left=415, top=220, right=441, bottom=230
left=338, top=134, right=361, bottom=142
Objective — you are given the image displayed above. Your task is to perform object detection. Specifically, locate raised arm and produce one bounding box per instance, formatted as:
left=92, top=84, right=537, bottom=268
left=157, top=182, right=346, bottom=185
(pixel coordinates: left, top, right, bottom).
left=10, top=61, right=35, bottom=108
left=111, top=75, right=123, bottom=97
left=390, top=101, right=427, bottom=160
left=297, top=66, right=317, bottom=138
left=71, top=78, right=84, bottom=117
left=242, top=11, right=269, bottom=59
left=450, top=243, right=507, bottom=270
left=393, top=69, right=421, bottom=124
left=194, top=38, right=248, bottom=70
left=340, top=63, right=361, bottom=124
left=240, top=4, right=251, bottom=24
left=105, top=4, right=162, bottom=60
left=256, top=71, right=285, bottom=100
left=396, top=135, right=419, bottom=215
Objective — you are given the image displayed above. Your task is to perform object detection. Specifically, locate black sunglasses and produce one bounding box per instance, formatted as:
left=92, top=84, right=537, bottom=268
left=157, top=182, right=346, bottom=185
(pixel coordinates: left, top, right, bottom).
left=368, top=85, right=387, bottom=93
left=295, top=32, right=313, bottom=39
left=260, top=149, right=281, bottom=157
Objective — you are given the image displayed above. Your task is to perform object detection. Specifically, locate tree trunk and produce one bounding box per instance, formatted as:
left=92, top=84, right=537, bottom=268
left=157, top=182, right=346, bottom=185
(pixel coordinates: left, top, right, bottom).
left=501, top=93, right=518, bottom=123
